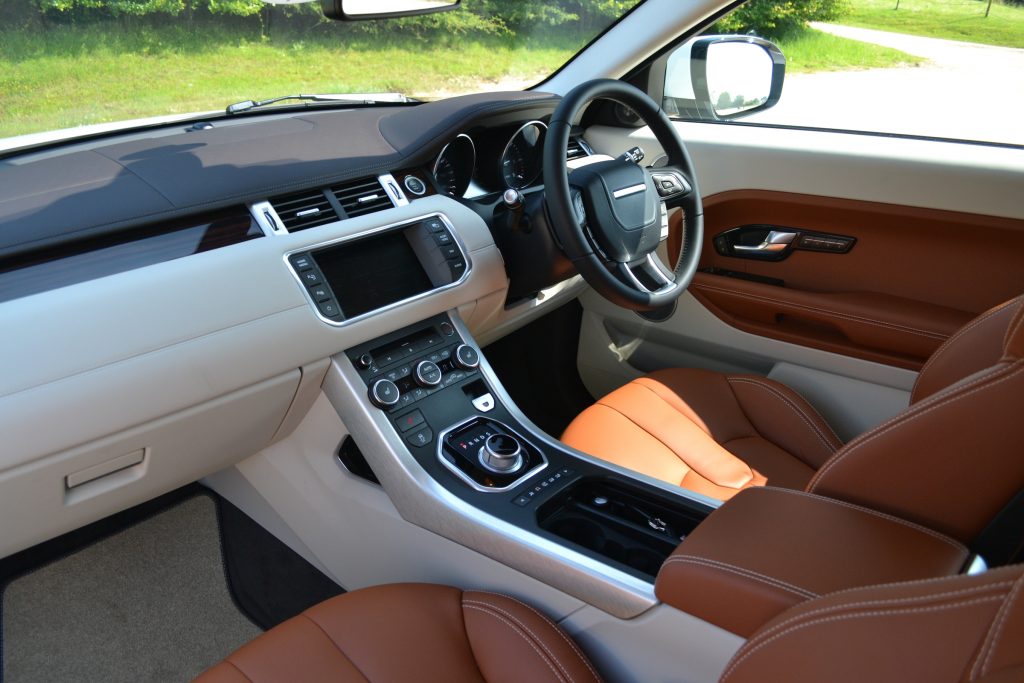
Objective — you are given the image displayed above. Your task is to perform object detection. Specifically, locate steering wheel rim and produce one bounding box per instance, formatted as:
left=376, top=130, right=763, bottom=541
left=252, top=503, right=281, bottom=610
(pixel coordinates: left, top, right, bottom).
left=544, top=79, right=703, bottom=311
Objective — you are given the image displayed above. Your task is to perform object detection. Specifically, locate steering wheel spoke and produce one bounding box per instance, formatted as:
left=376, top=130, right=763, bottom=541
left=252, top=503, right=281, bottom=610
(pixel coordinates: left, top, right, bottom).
left=543, top=78, right=703, bottom=311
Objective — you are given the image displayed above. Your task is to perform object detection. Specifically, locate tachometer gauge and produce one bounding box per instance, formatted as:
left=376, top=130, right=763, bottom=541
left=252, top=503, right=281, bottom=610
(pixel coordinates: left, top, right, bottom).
left=432, top=133, right=475, bottom=198
left=500, top=121, right=547, bottom=190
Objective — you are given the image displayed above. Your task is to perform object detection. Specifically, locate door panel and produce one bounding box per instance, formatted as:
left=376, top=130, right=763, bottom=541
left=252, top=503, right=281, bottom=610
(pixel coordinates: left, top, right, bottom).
left=577, top=124, right=1024, bottom=434
left=688, top=191, right=1024, bottom=370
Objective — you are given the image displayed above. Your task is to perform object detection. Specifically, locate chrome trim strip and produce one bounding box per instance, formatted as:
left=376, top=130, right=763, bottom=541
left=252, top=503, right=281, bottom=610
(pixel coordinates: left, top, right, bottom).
left=435, top=417, right=549, bottom=493
left=249, top=200, right=288, bottom=236
left=323, top=343, right=660, bottom=619
left=282, top=212, right=472, bottom=328
left=379, top=173, right=409, bottom=207
left=612, top=183, right=647, bottom=198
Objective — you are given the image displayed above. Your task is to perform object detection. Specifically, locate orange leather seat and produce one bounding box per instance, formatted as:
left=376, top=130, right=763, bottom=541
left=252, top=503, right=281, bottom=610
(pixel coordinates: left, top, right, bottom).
left=197, top=568, right=1024, bottom=682
left=563, top=294, right=1024, bottom=521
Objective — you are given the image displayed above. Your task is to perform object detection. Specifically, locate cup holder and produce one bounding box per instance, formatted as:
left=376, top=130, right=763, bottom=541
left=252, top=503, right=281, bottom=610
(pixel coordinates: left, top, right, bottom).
left=537, top=477, right=710, bottom=578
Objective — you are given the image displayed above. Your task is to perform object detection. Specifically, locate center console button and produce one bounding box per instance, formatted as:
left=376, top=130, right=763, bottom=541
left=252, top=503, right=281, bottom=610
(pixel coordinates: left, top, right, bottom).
left=368, top=379, right=400, bottom=409
left=414, top=360, right=443, bottom=387
left=396, top=409, right=425, bottom=433
left=357, top=353, right=374, bottom=369
left=406, top=427, right=433, bottom=448
left=471, top=393, right=495, bottom=412
left=453, top=344, right=480, bottom=370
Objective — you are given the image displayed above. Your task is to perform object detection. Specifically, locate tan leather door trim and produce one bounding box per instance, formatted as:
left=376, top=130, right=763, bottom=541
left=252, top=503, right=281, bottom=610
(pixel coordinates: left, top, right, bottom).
left=685, top=191, right=1024, bottom=369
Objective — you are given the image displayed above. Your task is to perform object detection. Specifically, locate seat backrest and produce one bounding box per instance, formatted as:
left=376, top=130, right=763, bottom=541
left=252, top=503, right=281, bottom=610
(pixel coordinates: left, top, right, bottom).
left=806, top=296, right=1024, bottom=543
left=720, top=563, right=1024, bottom=683
left=912, top=294, right=1024, bottom=403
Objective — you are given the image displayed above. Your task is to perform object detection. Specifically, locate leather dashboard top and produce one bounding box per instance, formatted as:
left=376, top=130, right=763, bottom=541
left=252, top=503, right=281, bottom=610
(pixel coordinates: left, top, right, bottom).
left=0, top=91, right=559, bottom=259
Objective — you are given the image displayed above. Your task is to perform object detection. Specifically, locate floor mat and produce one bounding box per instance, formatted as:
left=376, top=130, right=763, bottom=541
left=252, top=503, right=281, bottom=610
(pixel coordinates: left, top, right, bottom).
left=1, top=496, right=261, bottom=682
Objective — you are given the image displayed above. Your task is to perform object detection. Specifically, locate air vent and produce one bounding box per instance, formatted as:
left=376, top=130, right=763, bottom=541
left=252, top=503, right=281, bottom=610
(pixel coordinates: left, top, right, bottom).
left=566, top=137, right=593, bottom=161
left=270, top=190, right=339, bottom=232
left=331, top=177, right=394, bottom=218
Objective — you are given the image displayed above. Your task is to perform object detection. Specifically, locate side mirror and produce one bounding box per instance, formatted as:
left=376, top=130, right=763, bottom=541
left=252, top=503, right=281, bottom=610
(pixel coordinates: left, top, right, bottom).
left=321, top=0, right=459, bottom=21
left=664, top=36, right=785, bottom=121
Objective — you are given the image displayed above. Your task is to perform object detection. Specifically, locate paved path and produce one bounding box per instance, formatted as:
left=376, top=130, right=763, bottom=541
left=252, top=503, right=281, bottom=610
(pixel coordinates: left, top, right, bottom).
left=744, top=23, right=1024, bottom=146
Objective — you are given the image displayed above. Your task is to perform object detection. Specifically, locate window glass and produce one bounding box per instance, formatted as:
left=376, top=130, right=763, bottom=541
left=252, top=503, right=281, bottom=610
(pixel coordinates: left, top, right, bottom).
left=666, top=0, right=1024, bottom=146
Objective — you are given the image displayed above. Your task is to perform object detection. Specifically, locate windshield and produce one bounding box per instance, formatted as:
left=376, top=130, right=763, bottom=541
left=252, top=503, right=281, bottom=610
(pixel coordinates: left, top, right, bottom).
left=0, top=0, right=642, bottom=142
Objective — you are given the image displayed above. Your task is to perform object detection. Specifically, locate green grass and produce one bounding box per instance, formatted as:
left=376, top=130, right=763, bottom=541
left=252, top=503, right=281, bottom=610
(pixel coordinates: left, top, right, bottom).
left=0, top=25, right=575, bottom=138
left=775, top=26, right=924, bottom=72
left=841, top=0, right=1024, bottom=48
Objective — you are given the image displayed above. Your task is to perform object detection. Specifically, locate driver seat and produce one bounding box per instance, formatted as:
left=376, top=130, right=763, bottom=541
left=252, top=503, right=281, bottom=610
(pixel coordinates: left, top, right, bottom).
left=562, top=293, right=1024, bottom=540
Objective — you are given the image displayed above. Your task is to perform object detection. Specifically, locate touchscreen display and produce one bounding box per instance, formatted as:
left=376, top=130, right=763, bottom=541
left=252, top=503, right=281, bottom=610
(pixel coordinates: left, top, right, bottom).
left=315, top=229, right=434, bottom=318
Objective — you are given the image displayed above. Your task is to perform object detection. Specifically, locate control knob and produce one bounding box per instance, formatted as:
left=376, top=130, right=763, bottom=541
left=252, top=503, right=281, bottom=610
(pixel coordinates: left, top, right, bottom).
left=414, top=360, right=443, bottom=388
left=368, top=379, right=400, bottom=409
left=479, top=433, right=524, bottom=474
left=453, top=344, right=480, bottom=370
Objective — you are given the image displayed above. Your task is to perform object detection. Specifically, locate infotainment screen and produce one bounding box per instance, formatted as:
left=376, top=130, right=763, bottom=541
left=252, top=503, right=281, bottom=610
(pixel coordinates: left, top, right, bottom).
left=314, top=229, right=434, bottom=318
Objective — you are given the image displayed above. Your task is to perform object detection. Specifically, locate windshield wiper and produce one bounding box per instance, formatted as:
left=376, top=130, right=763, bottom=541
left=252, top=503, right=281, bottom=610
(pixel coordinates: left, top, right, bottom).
left=225, top=92, right=415, bottom=114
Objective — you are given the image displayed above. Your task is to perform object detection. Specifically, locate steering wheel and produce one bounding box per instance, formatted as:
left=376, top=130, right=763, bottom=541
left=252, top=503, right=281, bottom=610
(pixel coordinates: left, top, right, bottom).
left=544, top=79, right=703, bottom=311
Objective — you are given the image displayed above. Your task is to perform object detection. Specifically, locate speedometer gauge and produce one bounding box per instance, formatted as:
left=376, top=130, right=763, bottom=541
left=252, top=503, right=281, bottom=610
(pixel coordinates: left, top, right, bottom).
left=432, top=133, right=475, bottom=198
left=500, top=121, right=547, bottom=190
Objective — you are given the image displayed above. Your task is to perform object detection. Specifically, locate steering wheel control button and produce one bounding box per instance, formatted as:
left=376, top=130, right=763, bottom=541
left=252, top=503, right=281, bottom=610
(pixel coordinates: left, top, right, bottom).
left=396, top=409, right=426, bottom=433
left=406, top=427, right=433, bottom=448
left=403, top=175, right=427, bottom=196
left=368, top=379, right=400, bottom=409
left=454, top=344, right=480, bottom=370
left=414, top=360, right=442, bottom=387
left=651, top=171, right=692, bottom=198
left=479, top=434, right=524, bottom=474
left=472, top=393, right=495, bottom=413
left=424, top=218, right=446, bottom=233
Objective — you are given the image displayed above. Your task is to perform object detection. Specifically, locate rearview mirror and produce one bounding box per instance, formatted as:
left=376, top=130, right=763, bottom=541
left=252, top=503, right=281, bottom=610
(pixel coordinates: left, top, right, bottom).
left=664, top=36, right=785, bottom=121
left=321, top=0, right=459, bottom=21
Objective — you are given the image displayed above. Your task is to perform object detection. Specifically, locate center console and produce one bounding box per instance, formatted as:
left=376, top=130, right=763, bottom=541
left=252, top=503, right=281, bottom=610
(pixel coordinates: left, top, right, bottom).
left=343, top=312, right=716, bottom=583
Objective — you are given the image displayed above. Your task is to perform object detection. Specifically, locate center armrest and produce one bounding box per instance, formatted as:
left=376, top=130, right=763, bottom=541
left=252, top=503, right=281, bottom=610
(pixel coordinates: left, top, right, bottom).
left=654, top=487, right=970, bottom=636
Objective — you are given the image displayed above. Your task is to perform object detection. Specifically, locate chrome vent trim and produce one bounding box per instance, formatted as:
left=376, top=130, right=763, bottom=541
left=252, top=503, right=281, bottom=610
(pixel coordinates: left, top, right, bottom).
left=332, top=176, right=396, bottom=218
left=268, top=189, right=339, bottom=232
left=566, top=136, right=594, bottom=161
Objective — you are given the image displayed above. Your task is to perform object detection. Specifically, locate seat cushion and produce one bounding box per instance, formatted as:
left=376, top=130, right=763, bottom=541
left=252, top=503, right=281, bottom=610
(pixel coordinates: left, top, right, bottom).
left=195, top=583, right=602, bottom=683
left=561, top=368, right=842, bottom=500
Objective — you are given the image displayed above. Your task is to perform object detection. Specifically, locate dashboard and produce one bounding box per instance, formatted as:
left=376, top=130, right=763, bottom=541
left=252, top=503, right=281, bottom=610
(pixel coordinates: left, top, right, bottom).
left=0, top=90, right=599, bottom=558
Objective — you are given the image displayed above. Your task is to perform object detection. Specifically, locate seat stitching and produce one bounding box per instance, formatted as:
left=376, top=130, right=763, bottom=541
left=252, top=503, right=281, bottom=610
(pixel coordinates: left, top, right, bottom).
left=725, top=377, right=841, bottom=453
left=914, top=298, right=1019, bottom=399
left=463, top=604, right=570, bottom=683
left=971, top=572, right=1024, bottom=680
left=223, top=660, right=256, bottom=683
left=661, top=555, right=818, bottom=599
left=750, top=581, right=1016, bottom=648
left=298, top=613, right=373, bottom=683
left=463, top=599, right=577, bottom=683
left=1003, top=303, right=1024, bottom=354
left=826, top=570, right=1023, bottom=598
left=719, top=596, right=1005, bottom=683
left=746, top=488, right=968, bottom=554
left=631, top=380, right=719, bottom=437
left=808, top=361, right=1024, bottom=491
left=486, top=593, right=602, bottom=683
left=592, top=400, right=717, bottom=484
left=693, top=283, right=948, bottom=338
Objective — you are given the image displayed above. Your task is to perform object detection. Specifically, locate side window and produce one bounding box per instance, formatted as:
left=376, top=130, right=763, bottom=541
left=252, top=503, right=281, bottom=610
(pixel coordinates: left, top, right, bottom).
left=664, top=0, right=1023, bottom=147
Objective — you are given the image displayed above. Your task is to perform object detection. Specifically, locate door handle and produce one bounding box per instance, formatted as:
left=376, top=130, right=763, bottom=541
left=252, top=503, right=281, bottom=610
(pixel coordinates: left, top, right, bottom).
left=732, top=230, right=797, bottom=253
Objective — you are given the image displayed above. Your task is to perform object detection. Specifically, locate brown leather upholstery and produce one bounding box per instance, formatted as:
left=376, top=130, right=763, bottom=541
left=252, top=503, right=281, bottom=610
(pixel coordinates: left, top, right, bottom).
left=564, top=294, right=1024, bottom=525
left=195, top=583, right=602, bottom=683
left=809, top=295, right=1024, bottom=542
left=654, top=487, right=970, bottom=637
left=721, top=563, right=1024, bottom=683
left=561, top=368, right=841, bottom=500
